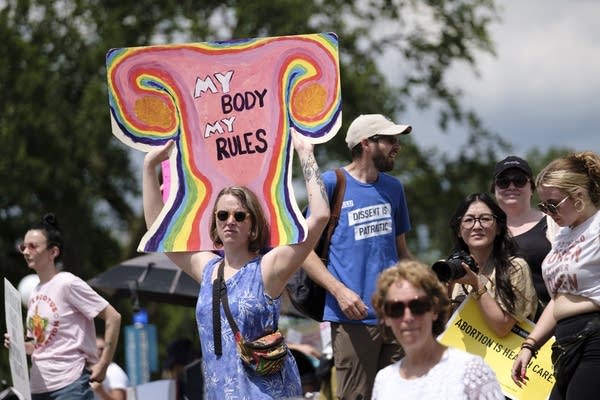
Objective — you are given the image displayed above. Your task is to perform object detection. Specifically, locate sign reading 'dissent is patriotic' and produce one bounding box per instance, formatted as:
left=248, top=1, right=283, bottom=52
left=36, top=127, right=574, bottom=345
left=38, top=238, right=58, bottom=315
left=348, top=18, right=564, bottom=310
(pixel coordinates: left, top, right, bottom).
left=106, top=33, right=341, bottom=251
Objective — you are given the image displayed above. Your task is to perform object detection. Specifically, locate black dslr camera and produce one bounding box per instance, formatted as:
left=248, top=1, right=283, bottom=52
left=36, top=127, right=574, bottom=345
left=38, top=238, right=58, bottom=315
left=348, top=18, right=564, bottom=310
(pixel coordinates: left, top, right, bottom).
left=432, top=250, right=478, bottom=282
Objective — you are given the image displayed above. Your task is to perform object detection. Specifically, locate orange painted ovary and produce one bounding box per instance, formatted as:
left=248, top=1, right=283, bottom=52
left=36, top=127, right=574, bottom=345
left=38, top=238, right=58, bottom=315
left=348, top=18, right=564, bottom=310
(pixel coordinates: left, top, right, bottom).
left=293, top=83, right=327, bottom=118
left=134, top=96, right=174, bottom=128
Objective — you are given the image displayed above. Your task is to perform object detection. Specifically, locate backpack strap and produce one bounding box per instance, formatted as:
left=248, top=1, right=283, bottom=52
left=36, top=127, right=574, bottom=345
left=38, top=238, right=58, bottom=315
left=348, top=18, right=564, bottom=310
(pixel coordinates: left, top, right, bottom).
left=319, top=168, right=346, bottom=259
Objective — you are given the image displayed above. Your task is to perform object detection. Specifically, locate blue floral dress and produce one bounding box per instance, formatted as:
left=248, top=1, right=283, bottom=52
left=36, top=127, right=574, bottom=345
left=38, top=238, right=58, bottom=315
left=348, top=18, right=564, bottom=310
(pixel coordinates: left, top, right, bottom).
left=197, top=256, right=302, bottom=399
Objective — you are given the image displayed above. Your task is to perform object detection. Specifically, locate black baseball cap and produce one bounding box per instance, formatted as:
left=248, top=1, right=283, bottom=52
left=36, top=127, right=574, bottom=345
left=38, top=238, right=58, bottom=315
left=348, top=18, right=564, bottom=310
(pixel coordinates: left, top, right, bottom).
left=493, top=156, right=533, bottom=179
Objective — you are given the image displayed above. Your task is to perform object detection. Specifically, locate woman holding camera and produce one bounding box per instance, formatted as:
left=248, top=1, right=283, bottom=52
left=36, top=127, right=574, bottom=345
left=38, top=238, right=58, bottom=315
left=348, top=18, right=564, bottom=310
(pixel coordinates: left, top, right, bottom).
left=512, top=151, right=600, bottom=399
left=447, top=193, right=538, bottom=337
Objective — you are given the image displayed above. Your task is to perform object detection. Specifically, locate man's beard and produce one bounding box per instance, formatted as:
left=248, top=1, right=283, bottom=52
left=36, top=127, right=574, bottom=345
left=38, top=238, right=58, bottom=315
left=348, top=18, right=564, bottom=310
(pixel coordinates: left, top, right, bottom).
left=372, top=150, right=395, bottom=172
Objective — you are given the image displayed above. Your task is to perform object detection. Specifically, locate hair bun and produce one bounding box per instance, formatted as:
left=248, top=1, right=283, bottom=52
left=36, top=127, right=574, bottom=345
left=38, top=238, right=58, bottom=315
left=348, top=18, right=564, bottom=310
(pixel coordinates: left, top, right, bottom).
left=42, top=213, right=59, bottom=229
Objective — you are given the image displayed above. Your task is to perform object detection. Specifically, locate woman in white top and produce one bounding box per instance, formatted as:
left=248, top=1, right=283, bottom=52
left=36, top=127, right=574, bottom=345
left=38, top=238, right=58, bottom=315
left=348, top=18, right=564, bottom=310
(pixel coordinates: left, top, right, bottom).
left=512, top=151, right=600, bottom=400
left=371, top=259, right=504, bottom=400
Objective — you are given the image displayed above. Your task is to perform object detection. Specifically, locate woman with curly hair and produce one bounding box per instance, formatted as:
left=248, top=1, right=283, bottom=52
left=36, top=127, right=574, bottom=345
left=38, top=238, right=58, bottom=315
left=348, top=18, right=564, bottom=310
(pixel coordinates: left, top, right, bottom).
left=371, top=259, right=503, bottom=399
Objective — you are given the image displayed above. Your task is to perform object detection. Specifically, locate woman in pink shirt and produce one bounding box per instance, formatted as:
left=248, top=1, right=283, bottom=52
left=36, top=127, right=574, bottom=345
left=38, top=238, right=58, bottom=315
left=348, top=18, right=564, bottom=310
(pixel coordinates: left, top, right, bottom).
left=4, top=213, right=122, bottom=400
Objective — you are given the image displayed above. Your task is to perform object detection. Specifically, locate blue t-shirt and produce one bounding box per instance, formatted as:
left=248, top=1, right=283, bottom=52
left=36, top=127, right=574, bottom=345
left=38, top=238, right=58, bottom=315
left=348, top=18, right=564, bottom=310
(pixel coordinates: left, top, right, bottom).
left=322, top=168, right=411, bottom=325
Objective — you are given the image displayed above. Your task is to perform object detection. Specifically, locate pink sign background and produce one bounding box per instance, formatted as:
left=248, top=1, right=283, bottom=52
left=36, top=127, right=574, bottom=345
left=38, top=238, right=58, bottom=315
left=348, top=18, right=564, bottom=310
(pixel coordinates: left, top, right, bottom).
left=106, top=33, right=341, bottom=251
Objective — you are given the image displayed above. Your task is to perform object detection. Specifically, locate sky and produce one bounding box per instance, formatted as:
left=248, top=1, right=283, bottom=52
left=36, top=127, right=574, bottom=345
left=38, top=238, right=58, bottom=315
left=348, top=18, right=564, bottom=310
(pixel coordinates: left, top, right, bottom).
left=126, top=1, right=600, bottom=188
left=381, top=0, right=600, bottom=158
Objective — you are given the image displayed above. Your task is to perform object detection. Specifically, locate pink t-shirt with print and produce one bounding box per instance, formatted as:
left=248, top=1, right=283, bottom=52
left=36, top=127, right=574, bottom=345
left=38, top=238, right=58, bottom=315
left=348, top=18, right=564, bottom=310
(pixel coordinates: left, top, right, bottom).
left=26, top=271, right=108, bottom=393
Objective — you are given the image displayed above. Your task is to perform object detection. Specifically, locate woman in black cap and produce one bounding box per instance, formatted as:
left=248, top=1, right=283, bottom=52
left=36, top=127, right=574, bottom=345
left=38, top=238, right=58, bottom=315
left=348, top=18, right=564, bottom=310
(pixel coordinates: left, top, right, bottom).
left=491, top=156, right=553, bottom=319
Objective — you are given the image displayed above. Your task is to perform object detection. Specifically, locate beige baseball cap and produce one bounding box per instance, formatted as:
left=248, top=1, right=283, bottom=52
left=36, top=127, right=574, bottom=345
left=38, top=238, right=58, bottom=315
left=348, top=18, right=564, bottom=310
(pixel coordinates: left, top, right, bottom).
left=345, top=114, right=412, bottom=149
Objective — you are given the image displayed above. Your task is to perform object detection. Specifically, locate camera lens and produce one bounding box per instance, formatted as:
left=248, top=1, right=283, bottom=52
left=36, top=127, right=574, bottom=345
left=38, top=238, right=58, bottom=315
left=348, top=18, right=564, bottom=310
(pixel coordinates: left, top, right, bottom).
left=431, top=258, right=467, bottom=282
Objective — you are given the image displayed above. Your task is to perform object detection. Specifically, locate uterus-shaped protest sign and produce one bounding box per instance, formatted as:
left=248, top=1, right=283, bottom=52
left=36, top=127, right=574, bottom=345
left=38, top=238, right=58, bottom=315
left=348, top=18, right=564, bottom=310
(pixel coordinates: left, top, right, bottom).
left=106, top=33, right=341, bottom=252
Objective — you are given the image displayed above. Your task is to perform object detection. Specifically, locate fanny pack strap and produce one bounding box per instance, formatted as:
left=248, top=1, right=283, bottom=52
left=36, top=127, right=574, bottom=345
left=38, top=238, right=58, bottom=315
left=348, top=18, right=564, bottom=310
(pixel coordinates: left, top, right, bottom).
left=212, top=261, right=242, bottom=357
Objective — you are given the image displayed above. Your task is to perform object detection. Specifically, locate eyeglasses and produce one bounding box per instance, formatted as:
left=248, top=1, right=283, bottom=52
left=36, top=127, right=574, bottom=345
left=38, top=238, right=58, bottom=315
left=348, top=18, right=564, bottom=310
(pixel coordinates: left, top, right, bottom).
left=537, top=196, right=569, bottom=215
left=460, top=214, right=496, bottom=229
left=17, top=242, right=47, bottom=254
left=215, top=210, right=249, bottom=222
left=495, top=175, right=529, bottom=189
left=383, top=296, right=432, bottom=318
left=368, top=135, right=398, bottom=145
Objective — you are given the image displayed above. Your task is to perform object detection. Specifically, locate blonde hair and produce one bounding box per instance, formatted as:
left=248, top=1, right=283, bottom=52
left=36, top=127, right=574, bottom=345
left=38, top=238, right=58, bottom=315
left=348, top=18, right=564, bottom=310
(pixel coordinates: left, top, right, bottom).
left=536, top=151, right=600, bottom=206
left=372, top=259, right=451, bottom=336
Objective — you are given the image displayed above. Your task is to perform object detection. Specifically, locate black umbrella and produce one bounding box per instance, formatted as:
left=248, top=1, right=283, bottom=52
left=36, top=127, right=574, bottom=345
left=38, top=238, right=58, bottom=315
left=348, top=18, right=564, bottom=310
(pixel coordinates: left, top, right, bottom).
left=88, top=253, right=199, bottom=307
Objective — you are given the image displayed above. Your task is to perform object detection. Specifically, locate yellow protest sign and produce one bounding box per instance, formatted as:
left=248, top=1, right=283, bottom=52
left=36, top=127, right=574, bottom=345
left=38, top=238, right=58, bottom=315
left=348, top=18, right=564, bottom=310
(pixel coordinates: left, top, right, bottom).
left=438, top=296, right=554, bottom=400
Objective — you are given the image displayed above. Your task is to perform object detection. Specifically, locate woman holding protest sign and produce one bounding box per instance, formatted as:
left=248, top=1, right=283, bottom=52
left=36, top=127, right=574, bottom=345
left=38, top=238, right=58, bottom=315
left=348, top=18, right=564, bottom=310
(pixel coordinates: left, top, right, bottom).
left=371, top=259, right=504, bottom=399
left=142, top=128, right=329, bottom=399
left=512, top=151, right=600, bottom=400
left=444, top=193, right=538, bottom=337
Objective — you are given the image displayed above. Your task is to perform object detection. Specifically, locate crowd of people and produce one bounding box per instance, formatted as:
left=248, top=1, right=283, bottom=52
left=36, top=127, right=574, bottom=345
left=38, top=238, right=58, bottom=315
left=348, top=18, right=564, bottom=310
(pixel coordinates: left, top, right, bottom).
left=4, top=113, right=600, bottom=400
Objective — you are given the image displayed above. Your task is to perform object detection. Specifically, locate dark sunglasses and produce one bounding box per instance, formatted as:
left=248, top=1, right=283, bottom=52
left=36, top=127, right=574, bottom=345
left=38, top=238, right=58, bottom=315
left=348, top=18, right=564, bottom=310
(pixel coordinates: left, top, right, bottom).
left=215, top=210, right=249, bottom=222
left=495, top=175, right=529, bottom=189
left=368, top=135, right=398, bottom=145
left=537, top=195, right=569, bottom=215
left=384, top=296, right=432, bottom=318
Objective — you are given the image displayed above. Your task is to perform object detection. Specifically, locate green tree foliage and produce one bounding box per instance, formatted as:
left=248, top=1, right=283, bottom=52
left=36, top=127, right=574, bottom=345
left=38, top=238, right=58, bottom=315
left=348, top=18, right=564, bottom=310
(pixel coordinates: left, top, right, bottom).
left=0, top=0, right=573, bottom=383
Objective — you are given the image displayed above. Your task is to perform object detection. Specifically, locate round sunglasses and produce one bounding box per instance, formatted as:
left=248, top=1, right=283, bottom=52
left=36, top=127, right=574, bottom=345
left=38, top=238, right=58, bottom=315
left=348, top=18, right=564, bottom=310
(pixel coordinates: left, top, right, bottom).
left=215, top=210, right=249, bottom=222
left=17, top=242, right=48, bottom=253
left=384, top=296, right=432, bottom=318
left=495, top=175, right=529, bottom=189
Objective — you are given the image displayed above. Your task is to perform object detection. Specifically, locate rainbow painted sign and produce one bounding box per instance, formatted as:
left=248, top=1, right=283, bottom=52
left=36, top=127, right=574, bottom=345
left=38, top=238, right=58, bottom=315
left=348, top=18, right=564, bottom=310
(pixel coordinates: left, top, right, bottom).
left=106, top=33, right=341, bottom=252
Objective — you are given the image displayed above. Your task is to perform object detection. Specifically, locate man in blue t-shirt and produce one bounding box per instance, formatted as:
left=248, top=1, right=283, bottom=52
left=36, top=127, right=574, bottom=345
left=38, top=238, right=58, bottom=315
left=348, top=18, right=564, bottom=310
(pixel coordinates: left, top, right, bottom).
left=303, top=114, right=413, bottom=400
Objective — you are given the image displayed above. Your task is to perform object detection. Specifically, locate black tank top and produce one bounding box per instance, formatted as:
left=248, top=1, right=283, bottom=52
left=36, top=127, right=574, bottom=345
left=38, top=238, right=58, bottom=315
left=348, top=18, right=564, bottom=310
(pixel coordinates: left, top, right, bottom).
left=513, top=216, right=551, bottom=304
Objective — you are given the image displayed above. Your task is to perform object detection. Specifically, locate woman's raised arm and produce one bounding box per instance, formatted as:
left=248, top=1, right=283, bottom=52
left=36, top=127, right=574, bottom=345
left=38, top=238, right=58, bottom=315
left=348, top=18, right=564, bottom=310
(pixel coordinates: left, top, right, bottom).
left=262, top=128, right=330, bottom=296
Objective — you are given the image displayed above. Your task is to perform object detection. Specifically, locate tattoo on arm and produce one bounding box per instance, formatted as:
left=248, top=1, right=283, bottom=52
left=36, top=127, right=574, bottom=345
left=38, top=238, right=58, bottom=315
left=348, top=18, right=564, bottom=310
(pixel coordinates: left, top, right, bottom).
left=301, top=154, right=328, bottom=204
left=301, top=153, right=317, bottom=182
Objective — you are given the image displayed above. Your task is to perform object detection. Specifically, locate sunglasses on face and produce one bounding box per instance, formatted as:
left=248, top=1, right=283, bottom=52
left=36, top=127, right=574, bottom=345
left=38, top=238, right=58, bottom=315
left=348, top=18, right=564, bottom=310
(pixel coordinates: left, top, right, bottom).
left=215, top=210, right=249, bottom=222
left=537, top=195, right=569, bottom=215
left=17, top=242, right=47, bottom=253
left=369, top=135, right=398, bottom=145
left=495, top=175, right=529, bottom=189
left=383, top=296, right=432, bottom=318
